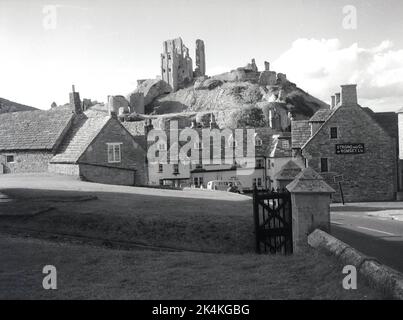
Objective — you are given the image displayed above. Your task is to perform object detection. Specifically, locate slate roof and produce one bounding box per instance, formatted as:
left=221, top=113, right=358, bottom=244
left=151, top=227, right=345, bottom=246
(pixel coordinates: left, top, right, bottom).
left=291, top=120, right=311, bottom=149
left=122, top=121, right=147, bottom=150
left=309, top=109, right=333, bottom=122
left=0, top=107, right=74, bottom=151
left=362, top=108, right=398, bottom=140
left=274, top=160, right=302, bottom=181
left=50, top=110, right=110, bottom=163
left=286, top=167, right=336, bottom=193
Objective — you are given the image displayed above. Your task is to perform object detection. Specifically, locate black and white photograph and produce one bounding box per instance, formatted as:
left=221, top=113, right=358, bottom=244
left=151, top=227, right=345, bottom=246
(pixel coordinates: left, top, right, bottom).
left=0, top=0, right=403, bottom=311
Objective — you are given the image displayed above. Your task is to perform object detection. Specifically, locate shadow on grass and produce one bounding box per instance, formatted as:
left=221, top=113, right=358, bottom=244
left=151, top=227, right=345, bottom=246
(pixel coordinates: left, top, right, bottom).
left=0, top=188, right=254, bottom=254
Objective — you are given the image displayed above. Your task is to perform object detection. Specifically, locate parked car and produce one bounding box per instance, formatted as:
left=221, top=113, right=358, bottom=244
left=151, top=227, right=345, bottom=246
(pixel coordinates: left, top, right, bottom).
left=206, top=180, right=243, bottom=193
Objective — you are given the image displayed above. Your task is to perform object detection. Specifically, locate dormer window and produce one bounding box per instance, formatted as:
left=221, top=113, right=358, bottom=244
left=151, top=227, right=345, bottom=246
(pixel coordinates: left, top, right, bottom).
left=281, top=140, right=290, bottom=149
left=255, top=138, right=263, bottom=147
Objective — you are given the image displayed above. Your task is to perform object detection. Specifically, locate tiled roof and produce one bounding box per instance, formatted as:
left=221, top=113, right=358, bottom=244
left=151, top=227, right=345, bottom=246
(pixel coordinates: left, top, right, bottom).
left=0, top=107, right=74, bottom=151
left=274, top=160, right=302, bottom=181
left=291, top=120, right=311, bottom=149
left=309, top=109, right=333, bottom=122
left=286, top=167, right=336, bottom=193
left=362, top=108, right=398, bottom=140
left=51, top=110, right=110, bottom=163
left=122, top=121, right=148, bottom=150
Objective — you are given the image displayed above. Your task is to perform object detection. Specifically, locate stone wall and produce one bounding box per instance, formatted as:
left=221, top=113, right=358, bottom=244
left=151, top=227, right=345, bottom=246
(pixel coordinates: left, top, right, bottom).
left=78, top=118, right=148, bottom=185
left=0, top=151, right=53, bottom=174
left=79, top=164, right=136, bottom=186
left=302, top=105, right=397, bottom=202
left=48, top=163, right=80, bottom=176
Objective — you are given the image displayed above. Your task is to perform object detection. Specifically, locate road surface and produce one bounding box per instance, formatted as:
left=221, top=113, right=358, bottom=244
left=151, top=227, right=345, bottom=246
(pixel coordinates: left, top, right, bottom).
left=330, top=203, right=403, bottom=273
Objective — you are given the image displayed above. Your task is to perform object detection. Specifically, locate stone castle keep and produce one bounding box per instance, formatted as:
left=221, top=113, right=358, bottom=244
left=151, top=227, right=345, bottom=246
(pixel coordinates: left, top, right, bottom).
left=161, top=38, right=206, bottom=92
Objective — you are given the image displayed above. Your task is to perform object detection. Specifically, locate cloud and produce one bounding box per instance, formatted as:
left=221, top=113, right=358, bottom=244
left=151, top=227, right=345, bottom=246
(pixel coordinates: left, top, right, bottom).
left=273, top=38, right=403, bottom=112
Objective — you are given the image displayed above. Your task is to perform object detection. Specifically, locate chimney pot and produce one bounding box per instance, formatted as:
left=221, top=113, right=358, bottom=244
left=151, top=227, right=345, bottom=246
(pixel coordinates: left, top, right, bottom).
left=331, top=96, right=335, bottom=109
left=335, top=93, right=341, bottom=106
left=340, top=84, right=358, bottom=106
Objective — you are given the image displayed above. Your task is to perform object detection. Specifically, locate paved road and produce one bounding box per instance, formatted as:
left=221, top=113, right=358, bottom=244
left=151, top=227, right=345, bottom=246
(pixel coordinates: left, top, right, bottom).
left=330, top=205, right=403, bottom=273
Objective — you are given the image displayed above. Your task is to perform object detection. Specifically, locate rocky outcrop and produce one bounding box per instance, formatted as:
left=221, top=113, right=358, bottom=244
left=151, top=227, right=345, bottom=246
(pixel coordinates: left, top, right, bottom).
left=127, top=79, right=172, bottom=108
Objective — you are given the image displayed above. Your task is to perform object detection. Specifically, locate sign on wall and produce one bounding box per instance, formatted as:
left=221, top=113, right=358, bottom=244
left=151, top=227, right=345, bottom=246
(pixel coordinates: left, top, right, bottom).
left=335, top=143, right=365, bottom=155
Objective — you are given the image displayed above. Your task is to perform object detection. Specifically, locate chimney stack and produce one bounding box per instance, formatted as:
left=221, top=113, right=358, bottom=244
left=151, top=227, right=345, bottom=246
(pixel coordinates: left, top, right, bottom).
left=335, top=93, right=341, bottom=106
left=331, top=96, right=336, bottom=109
left=69, top=84, right=82, bottom=114
left=340, top=84, right=358, bottom=106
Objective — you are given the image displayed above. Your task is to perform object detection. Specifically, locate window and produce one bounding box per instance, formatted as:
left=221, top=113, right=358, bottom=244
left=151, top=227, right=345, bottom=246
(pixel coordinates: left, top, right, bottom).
left=330, top=127, right=338, bottom=139
left=158, top=164, right=163, bottom=173
left=256, top=159, right=264, bottom=168
left=158, top=143, right=166, bottom=150
left=320, top=158, right=329, bottom=173
left=228, top=135, right=237, bottom=147
left=281, top=140, right=290, bottom=148
left=194, top=142, right=203, bottom=149
left=107, top=143, right=121, bottom=163
left=195, top=163, right=203, bottom=169
left=255, top=138, right=263, bottom=147
left=257, top=178, right=262, bottom=187
left=5, top=155, right=15, bottom=163
left=253, top=178, right=257, bottom=186
left=173, top=164, right=179, bottom=174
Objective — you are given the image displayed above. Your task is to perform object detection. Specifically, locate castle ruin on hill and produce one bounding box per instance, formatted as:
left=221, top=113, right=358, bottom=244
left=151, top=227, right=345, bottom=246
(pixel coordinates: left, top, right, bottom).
left=161, top=38, right=206, bottom=92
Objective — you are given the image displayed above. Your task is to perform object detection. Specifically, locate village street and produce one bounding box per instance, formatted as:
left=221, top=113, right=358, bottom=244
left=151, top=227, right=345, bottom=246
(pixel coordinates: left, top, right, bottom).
left=331, top=203, right=403, bottom=273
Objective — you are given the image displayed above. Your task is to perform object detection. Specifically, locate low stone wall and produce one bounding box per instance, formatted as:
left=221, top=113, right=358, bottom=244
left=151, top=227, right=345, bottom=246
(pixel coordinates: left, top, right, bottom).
left=308, top=229, right=403, bottom=299
left=79, top=164, right=136, bottom=186
left=48, top=163, right=80, bottom=176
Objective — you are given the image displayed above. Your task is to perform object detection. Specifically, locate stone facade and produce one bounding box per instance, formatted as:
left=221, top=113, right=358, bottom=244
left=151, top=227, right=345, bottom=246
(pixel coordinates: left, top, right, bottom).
left=0, top=151, right=53, bottom=174
left=79, top=164, right=136, bottom=186
left=194, top=39, right=206, bottom=77
left=78, top=119, right=147, bottom=185
left=302, top=103, right=397, bottom=202
left=161, top=38, right=193, bottom=92
left=48, top=163, right=80, bottom=176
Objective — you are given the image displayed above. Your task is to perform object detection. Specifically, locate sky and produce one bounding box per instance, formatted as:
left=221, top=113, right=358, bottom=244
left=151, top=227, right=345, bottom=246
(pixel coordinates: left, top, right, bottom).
left=1, top=0, right=403, bottom=111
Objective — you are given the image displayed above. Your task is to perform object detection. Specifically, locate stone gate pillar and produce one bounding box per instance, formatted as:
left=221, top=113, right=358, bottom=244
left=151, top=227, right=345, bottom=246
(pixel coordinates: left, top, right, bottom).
left=286, top=167, right=335, bottom=253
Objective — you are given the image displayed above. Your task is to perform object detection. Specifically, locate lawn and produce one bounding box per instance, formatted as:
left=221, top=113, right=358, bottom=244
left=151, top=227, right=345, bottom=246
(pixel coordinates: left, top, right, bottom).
left=0, top=234, right=381, bottom=299
left=0, top=174, right=383, bottom=299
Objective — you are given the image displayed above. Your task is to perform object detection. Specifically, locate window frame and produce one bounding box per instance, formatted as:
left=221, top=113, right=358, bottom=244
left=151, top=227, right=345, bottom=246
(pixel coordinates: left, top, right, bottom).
left=5, top=154, right=15, bottom=163
left=320, top=157, right=329, bottom=173
left=330, top=127, right=338, bottom=139
left=173, top=163, right=179, bottom=174
left=107, top=143, right=122, bottom=163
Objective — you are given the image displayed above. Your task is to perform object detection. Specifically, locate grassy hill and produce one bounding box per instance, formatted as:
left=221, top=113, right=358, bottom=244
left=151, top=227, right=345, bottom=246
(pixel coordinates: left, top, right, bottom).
left=0, top=97, right=37, bottom=114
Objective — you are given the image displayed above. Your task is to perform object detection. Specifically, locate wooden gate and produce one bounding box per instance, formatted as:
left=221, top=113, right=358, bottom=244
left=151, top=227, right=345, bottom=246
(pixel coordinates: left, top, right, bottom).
left=253, top=188, right=293, bottom=254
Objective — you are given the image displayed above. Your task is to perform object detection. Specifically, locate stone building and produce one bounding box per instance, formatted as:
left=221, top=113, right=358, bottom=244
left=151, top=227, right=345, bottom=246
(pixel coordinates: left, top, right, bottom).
left=0, top=107, right=74, bottom=174
left=49, top=108, right=147, bottom=186
left=161, top=38, right=194, bottom=92
left=292, top=84, right=397, bottom=202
